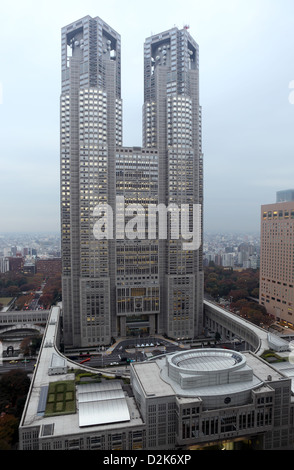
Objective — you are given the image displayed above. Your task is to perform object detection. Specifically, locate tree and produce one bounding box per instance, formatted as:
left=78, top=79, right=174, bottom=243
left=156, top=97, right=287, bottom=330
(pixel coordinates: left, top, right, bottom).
left=39, top=293, right=54, bottom=308
left=19, top=337, right=32, bottom=357
left=251, top=288, right=259, bottom=298
left=228, top=289, right=248, bottom=302
left=0, top=369, right=30, bottom=412
left=4, top=285, right=20, bottom=297
left=0, top=414, right=19, bottom=448
left=20, top=335, right=42, bottom=356
left=215, top=332, right=221, bottom=342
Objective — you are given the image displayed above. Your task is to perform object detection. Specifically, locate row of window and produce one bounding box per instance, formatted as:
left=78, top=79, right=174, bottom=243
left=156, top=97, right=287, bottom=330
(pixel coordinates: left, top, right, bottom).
left=263, top=210, right=294, bottom=220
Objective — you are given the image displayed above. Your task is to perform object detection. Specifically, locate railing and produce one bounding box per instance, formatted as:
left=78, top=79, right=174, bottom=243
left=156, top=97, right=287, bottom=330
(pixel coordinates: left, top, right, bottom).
left=0, top=310, right=49, bottom=325
left=203, top=300, right=268, bottom=355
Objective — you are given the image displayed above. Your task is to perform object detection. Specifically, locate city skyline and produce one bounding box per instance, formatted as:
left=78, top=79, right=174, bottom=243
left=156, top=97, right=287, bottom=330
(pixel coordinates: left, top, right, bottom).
left=1, top=0, right=294, bottom=234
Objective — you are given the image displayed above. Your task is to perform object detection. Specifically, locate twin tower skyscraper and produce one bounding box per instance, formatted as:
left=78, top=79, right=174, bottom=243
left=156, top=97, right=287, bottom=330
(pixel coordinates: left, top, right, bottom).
left=60, top=15, right=204, bottom=349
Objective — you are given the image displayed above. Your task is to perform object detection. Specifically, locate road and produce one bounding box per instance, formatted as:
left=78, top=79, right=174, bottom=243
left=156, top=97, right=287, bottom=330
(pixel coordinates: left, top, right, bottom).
left=71, top=337, right=187, bottom=369
left=68, top=336, right=249, bottom=370
left=0, top=358, right=35, bottom=374
left=0, top=335, right=246, bottom=376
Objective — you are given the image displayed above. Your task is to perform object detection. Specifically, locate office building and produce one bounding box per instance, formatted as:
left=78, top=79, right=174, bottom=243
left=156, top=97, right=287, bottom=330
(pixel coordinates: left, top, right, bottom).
left=19, top=306, right=294, bottom=450
left=61, top=16, right=122, bottom=349
left=0, top=257, right=9, bottom=273
left=60, top=16, right=203, bottom=349
left=276, top=189, right=294, bottom=203
left=115, top=147, right=160, bottom=337
left=36, top=258, right=62, bottom=276
left=259, top=192, right=294, bottom=324
left=131, top=348, right=294, bottom=450
left=142, top=25, right=203, bottom=341
left=19, top=307, right=145, bottom=450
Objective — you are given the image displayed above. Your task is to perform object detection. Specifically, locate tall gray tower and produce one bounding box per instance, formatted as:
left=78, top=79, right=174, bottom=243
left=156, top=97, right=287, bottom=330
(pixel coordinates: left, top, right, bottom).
left=61, top=16, right=122, bottom=348
left=61, top=18, right=203, bottom=349
left=143, top=27, right=204, bottom=339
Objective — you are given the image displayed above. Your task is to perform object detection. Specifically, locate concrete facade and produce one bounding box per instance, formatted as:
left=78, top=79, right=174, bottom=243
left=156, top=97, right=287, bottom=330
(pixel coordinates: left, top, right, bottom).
left=131, top=349, right=294, bottom=450
left=61, top=17, right=203, bottom=349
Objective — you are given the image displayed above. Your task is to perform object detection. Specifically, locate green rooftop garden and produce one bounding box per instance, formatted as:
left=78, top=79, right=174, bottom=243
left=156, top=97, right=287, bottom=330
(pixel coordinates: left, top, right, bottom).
left=44, top=372, right=129, bottom=417
left=44, top=380, right=76, bottom=416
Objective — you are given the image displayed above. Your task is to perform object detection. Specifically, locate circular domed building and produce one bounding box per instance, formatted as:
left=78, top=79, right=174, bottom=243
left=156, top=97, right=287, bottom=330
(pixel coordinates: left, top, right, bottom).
left=131, top=347, right=292, bottom=450
left=161, top=348, right=258, bottom=409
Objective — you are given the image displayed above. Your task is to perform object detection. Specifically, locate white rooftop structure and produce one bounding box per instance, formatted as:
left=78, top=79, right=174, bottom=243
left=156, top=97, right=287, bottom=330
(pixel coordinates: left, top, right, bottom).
left=48, top=352, right=68, bottom=375
left=166, top=349, right=253, bottom=391
left=267, top=332, right=289, bottom=352
left=169, top=349, right=245, bottom=371
left=77, top=381, right=130, bottom=427
left=153, top=349, right=262, bottom=408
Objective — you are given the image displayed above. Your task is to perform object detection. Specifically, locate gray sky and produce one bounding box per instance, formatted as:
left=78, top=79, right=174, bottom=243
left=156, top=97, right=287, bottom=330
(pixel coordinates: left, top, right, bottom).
left=0, top=0, right=294, bottom=234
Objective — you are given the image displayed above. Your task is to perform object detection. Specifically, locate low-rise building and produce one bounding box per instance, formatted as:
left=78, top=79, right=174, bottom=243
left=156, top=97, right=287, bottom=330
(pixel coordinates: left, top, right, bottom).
left=18, top=305, right=294, bottom=450
left=18, top=307, right=145, bottom=451
left=131, top=349, right=294, bottom=450
left=36, top=258, right=61, bottom=276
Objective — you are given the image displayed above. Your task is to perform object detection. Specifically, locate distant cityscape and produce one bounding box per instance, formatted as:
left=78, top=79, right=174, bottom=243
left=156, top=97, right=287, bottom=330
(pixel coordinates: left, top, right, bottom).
left=0, top=232, right=60, bottom=258
left=203, top=232, right=260, bottom=270
left=0, top=232, right=60, bottom=273
left=0, top=230, right=259, bottom=274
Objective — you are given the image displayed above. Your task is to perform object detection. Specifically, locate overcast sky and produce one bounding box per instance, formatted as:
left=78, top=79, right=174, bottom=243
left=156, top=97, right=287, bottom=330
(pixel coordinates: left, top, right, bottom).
left=0, top=0, right=294, bottom=234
